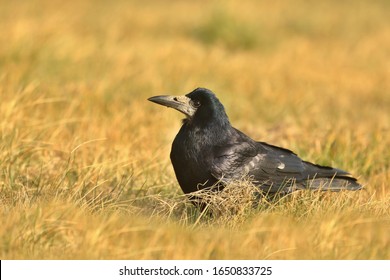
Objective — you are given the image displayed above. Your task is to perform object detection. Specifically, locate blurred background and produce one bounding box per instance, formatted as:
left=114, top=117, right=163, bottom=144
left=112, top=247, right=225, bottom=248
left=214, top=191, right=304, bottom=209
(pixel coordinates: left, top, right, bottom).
left=2, top=0, right=389, bottom=181
left=1, top=0, right=390, bottom=259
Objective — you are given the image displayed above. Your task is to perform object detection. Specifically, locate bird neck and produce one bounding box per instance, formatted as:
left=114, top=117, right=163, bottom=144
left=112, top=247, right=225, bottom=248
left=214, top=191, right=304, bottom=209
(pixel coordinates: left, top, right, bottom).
left=182, top=116, right=231, bottom=146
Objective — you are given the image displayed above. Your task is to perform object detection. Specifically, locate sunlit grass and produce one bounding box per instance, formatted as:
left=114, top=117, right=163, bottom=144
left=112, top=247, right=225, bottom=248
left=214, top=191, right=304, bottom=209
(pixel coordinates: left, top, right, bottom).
left=0, top=0, right=389, bottom=259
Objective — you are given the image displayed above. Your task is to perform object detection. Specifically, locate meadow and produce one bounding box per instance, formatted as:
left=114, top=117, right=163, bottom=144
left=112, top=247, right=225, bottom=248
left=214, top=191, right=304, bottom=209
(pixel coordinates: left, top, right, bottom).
left=0, top=0, right=389, bottom=259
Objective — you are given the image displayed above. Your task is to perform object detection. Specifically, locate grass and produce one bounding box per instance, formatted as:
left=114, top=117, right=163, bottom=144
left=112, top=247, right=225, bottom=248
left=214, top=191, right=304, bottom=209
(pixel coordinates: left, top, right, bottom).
left=0, top=0, right=390, bottom=259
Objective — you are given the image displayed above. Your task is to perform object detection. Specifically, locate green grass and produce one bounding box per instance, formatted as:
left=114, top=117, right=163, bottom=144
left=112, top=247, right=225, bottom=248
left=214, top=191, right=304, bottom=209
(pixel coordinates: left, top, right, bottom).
left=0, top=0, right=389, bottom=259
left=192, top=9, right=261, bottom=50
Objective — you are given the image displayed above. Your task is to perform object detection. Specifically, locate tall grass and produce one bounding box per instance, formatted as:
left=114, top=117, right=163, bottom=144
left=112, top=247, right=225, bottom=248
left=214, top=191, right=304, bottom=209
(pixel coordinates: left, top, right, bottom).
left=0, top=0, right=389, bottom=259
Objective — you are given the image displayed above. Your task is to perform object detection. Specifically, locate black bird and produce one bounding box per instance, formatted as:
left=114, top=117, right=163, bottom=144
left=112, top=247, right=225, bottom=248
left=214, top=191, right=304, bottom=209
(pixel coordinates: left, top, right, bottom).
left=148, top=88, right=362, bottom=198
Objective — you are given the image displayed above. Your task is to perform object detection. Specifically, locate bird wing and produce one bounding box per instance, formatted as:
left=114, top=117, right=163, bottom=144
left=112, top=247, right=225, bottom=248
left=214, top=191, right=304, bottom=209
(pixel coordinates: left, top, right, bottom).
left=211, top=140, right=306, bottom=190
left=210, top=135, right=359, bottom=193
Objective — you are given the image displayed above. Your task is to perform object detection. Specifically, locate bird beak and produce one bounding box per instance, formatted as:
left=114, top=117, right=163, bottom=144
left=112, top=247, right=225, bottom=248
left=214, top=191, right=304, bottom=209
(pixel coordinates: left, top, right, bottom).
left=148, top=95, right=196, bottom=118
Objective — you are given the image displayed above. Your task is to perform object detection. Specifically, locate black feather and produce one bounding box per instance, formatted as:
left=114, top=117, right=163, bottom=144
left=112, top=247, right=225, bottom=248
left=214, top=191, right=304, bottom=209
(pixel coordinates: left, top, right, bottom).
left=150, top=88, right=362, bottom=199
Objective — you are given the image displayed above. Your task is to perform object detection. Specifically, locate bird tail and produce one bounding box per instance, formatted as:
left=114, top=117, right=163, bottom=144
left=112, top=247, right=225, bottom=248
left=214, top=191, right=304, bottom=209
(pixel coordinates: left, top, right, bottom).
left=304, top=176, right=362, bottom=191
left=300, top=161, right=362, bottom=191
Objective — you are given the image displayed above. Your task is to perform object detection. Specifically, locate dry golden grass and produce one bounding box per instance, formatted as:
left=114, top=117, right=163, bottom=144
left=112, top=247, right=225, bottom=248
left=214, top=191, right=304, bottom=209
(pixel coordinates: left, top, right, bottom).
left=0, top=0, right=389, bottom=259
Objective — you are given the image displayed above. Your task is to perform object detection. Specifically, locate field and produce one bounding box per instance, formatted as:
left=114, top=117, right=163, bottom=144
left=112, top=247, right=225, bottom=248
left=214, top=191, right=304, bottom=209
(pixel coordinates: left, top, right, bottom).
left=1, top=0, right=390, bottom=259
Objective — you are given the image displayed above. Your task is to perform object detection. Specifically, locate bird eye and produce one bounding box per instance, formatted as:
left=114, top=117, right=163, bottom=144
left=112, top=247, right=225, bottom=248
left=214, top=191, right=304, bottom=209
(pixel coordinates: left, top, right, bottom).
left=191, top=100, right=201, bottom=108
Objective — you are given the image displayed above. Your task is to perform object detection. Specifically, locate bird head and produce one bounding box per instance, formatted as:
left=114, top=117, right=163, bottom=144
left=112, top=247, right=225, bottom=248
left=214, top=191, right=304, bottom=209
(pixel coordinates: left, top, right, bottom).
left=148, top=88, right=230, bottom=126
